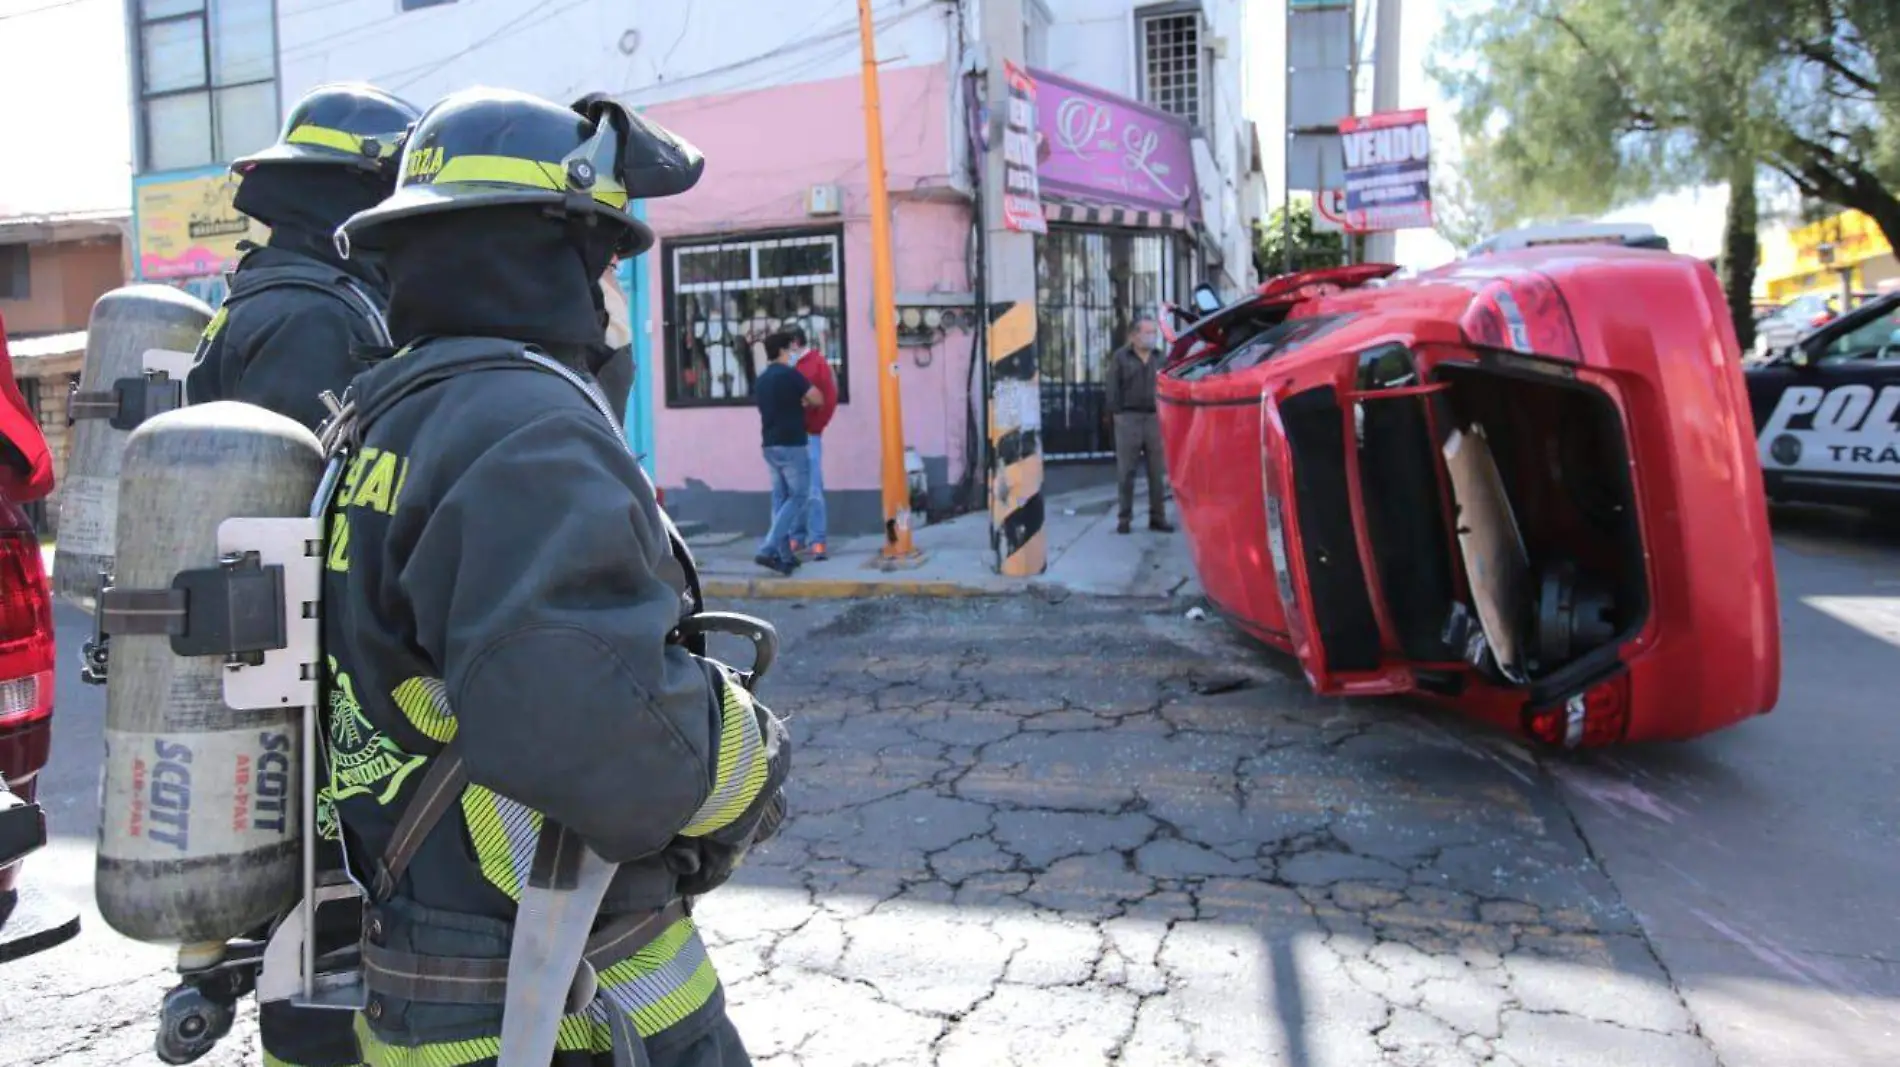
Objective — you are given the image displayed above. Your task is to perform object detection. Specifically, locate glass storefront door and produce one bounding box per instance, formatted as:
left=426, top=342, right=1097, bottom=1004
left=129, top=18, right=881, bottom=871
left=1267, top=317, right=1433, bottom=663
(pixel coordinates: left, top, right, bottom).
left=1035, top=226, right=1180, bottom=458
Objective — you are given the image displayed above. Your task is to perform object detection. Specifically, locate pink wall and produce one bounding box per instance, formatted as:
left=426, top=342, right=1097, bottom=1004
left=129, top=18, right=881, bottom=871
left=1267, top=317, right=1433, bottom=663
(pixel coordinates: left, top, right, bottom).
left=638, top=62, right=975, bottom=498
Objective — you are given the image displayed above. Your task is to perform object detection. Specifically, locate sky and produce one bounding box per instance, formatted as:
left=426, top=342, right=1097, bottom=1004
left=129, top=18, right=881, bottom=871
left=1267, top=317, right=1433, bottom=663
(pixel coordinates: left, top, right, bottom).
left=0, top=0, right=132, bottom=218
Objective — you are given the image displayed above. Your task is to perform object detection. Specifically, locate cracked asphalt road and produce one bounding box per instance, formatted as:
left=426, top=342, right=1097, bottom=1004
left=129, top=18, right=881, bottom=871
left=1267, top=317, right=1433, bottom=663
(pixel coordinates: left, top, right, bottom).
left=692, top=597, right=1718, bottom=1067
left=7, top=529, right=1897, bottom=1066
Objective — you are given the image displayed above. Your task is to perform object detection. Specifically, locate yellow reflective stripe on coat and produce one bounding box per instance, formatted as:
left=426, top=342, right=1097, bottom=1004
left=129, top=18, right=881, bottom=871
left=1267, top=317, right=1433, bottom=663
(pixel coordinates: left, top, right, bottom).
left=391, top=676, right=457, bottom=743
left=460, top=784, right=541, bottom=900
left=424, top=155, right=630, bottom=209
left=353, top=1012, right=595, bottom=1067
left=351, top=922, right=720, bottom=1064
left=593, top=915, right=720, bottom=1038
left=678, top=682, right=769, bottom=837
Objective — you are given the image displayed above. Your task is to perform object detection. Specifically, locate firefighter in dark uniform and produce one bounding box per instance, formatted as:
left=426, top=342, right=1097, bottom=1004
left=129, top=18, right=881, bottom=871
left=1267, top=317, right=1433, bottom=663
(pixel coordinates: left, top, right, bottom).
left=175, top=82, right=419, bottom=1067
left=186, top=83, right=421, bottom=433
left=315, top=87, right=789, bottom=1066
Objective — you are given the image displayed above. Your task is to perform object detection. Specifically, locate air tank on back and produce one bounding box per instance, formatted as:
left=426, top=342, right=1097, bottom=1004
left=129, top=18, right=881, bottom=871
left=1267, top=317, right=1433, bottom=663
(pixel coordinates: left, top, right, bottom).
left=55, top=284, right=214, bottom=609
left=95, top=400, right=324, bottom=949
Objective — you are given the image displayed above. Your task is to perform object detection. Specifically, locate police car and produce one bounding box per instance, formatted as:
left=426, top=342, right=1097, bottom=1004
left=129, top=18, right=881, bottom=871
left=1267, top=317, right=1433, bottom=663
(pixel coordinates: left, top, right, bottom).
left=1747, top=289, right=1900, bottom=509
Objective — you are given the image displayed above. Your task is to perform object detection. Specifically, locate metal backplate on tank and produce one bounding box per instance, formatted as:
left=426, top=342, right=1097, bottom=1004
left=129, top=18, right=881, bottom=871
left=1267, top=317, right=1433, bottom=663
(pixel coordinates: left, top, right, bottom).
left=218, top=517, right=321, bottom=712
left=142, top=348, right=196, bottom=381
left=256, top=876, right=369, bottom=1010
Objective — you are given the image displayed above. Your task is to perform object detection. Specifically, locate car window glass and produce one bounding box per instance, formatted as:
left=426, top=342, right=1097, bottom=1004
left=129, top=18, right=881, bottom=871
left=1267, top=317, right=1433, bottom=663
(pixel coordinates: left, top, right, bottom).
left=1172, top=314, right=1357, bottom=381
left=1819, top=307, right=1900, bottom=364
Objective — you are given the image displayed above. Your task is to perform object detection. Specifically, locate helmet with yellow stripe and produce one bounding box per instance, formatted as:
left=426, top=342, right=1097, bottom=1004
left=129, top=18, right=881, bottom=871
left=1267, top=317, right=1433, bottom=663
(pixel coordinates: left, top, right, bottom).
left=233, top=82, right=420, bottom=180
left=335, top=87, right=704, bottom=260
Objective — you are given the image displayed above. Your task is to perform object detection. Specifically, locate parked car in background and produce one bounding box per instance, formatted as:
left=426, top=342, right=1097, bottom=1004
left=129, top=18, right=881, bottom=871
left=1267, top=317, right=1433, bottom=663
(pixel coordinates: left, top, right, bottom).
left=1746, top=290, right=1900, bottom=511
left=0, top=310, right=74, bottom=964
left=1157, top=243, right=1779, bottom=750
left=1752, top=290, right=1879, bottom=363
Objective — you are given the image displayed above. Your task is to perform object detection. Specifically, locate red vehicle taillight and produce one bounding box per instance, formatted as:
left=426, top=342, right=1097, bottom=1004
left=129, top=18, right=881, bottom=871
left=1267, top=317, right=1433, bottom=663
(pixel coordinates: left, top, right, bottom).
left=1526, top=671, right=1631, bottom=749
left=0, top=526, right=54, bottom=731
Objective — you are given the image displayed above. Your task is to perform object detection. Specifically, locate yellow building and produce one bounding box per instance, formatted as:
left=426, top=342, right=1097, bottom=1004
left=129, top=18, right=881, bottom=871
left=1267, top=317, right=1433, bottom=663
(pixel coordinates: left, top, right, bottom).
left=1758, top=209, right=1899, bottom=303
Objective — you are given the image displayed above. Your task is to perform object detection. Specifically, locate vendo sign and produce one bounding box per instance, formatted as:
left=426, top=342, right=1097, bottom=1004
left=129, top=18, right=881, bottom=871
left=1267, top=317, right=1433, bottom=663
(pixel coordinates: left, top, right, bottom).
left=1337, top=108, right=1433, bottom=233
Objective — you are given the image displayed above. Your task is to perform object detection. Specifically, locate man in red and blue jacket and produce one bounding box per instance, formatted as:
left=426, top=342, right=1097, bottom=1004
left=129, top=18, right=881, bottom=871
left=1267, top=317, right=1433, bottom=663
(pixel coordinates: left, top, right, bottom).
left=787, top=326, right=839, bottom=560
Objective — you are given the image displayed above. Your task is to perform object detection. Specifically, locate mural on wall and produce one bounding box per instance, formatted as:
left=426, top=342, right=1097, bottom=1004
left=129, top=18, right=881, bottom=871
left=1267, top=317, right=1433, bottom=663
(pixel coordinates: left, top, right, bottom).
left=133, top=166, right=269, bottom=306
left=1028, top=68, right=1198, bottom=214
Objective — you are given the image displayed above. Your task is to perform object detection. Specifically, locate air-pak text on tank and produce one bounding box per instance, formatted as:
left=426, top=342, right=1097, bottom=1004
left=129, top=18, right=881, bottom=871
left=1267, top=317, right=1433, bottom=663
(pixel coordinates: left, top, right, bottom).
left=148, top=739, right=193, bottom=852
left=233, top=753, right=249, bottom=832
left=326, top=445, right=410, bottom=574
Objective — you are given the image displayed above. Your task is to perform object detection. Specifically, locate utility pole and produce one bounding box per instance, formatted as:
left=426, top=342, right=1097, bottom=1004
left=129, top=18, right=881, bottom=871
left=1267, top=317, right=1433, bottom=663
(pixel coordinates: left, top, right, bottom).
left=856, top=0, right=917, bottom=559
left=979, top=0, right=1046, bottom=576
left=1364, top=0, right=1403, bottom=264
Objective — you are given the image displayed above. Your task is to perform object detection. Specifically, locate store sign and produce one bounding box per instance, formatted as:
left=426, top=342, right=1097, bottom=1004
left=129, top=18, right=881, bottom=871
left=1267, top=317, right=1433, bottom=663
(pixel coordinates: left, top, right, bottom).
left=1002, top=62, right=1047, bottom=234
left=134, top=167, right=268, bottom=281
left=1029, top=68, right=1197, bottom=213
left=1337, top=109, right=1433, bottom=233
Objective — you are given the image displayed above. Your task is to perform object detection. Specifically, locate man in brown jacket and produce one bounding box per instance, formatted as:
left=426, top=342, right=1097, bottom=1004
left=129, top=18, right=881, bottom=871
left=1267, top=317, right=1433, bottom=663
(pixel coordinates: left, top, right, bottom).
left=1102, top=315, right=1174, bottom=534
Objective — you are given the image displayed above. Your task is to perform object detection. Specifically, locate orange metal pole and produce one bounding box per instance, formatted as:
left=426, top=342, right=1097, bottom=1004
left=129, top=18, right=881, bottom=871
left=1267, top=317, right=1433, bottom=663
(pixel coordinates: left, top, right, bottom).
left=856, top=0, right=914, bottom=557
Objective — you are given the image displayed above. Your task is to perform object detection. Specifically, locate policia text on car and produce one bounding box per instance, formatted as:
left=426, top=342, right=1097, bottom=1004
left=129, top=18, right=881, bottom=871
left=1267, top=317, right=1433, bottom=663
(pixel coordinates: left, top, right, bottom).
left=85, top=85, right=792, bottom=1067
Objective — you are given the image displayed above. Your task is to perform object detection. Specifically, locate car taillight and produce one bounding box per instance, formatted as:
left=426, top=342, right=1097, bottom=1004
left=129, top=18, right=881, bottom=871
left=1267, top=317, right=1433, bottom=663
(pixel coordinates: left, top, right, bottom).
left=0, top=527, right=55, bottom=730
left=1526, top=672, right=1631, bottom=748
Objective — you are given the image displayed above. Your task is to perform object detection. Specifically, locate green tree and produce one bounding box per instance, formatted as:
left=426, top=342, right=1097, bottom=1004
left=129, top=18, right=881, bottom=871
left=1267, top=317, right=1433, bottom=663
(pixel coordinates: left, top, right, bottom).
left=1254, top=198, right=1349, bottom=277
left=1435, top=0, right=1899, bottom=240
left=1431, top=148, right=1524, bottom=254
left=1431, top=0, right=1897, bottom=335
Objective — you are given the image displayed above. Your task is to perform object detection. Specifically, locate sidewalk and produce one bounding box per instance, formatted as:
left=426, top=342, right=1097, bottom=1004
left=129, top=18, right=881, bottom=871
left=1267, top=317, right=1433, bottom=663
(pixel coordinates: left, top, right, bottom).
left=38, top=483, right=1202, bottom=604
left=692, top=480, right=1200, bottom=601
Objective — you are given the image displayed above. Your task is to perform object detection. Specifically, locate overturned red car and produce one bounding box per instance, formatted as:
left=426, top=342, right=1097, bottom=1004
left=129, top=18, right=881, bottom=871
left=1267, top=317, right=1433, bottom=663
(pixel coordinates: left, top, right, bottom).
left=1157, top=246, right=1780, bottom=746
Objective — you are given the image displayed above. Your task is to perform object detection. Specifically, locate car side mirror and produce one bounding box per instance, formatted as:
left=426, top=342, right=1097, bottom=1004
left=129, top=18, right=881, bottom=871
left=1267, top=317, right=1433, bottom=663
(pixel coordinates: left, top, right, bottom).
left=1191, top=283, right=1222, bottom=316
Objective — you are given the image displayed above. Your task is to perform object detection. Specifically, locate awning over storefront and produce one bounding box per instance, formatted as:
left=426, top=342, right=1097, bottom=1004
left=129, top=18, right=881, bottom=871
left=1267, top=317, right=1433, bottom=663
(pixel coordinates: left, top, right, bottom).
left=1040, top=197, right=1191, bottom=233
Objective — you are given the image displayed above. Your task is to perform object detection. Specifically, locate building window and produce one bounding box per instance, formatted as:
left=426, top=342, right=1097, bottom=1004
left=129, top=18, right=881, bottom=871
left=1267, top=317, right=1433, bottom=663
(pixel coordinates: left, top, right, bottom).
left=1138, top=8, right=1204, bottom=126
left=0, top=245, right=28, bottom=300
left=661, top=228, right=848, bottom=408
left=136, top=0, right=278, bottom=173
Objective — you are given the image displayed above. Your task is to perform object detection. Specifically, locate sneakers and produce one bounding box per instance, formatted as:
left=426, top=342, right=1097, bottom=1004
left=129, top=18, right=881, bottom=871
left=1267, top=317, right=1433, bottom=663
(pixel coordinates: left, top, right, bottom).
left=1116, top=520, right=1131, bottom=534
left=754, top=553, right=796, bottom=576
left=810, top=541, right=828, bottom=561
left=1150, top=519, right=1176, bottom=533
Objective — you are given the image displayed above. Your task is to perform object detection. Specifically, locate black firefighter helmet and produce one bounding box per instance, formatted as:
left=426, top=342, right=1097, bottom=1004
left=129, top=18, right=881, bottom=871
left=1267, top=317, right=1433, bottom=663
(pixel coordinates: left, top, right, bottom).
left=335, top=87, right=705, bottom=260
left=233, top=82, right=421, bottom=179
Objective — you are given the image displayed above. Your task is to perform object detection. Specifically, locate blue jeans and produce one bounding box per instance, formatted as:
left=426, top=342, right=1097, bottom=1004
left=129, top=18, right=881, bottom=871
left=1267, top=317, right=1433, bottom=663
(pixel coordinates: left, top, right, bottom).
left=759, top=444, right=811, bottom=562
left=791, top=433, right=827, bottom=546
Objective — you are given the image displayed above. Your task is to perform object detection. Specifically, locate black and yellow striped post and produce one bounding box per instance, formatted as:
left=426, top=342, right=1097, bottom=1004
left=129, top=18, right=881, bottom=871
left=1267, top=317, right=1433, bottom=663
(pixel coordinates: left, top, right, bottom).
left=988, top=300, right=1045, bottom=576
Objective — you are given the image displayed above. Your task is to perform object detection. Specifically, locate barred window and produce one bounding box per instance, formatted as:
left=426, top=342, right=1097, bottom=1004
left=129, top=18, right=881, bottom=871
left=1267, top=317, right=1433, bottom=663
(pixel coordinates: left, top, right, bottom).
left=1140, top=10, right=1203, bottom=126
left=662, top=229, right=848, bottom=408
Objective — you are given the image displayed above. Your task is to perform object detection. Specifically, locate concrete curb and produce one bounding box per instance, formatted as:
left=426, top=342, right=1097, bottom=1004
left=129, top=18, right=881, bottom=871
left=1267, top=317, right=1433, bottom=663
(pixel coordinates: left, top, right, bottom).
left=700, top=576, right=1011, bottom=600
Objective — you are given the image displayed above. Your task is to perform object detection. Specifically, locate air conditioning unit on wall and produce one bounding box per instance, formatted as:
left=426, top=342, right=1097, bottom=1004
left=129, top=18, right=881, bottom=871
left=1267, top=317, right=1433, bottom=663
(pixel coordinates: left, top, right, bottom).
left=807, top=184, right=843, bottom=216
